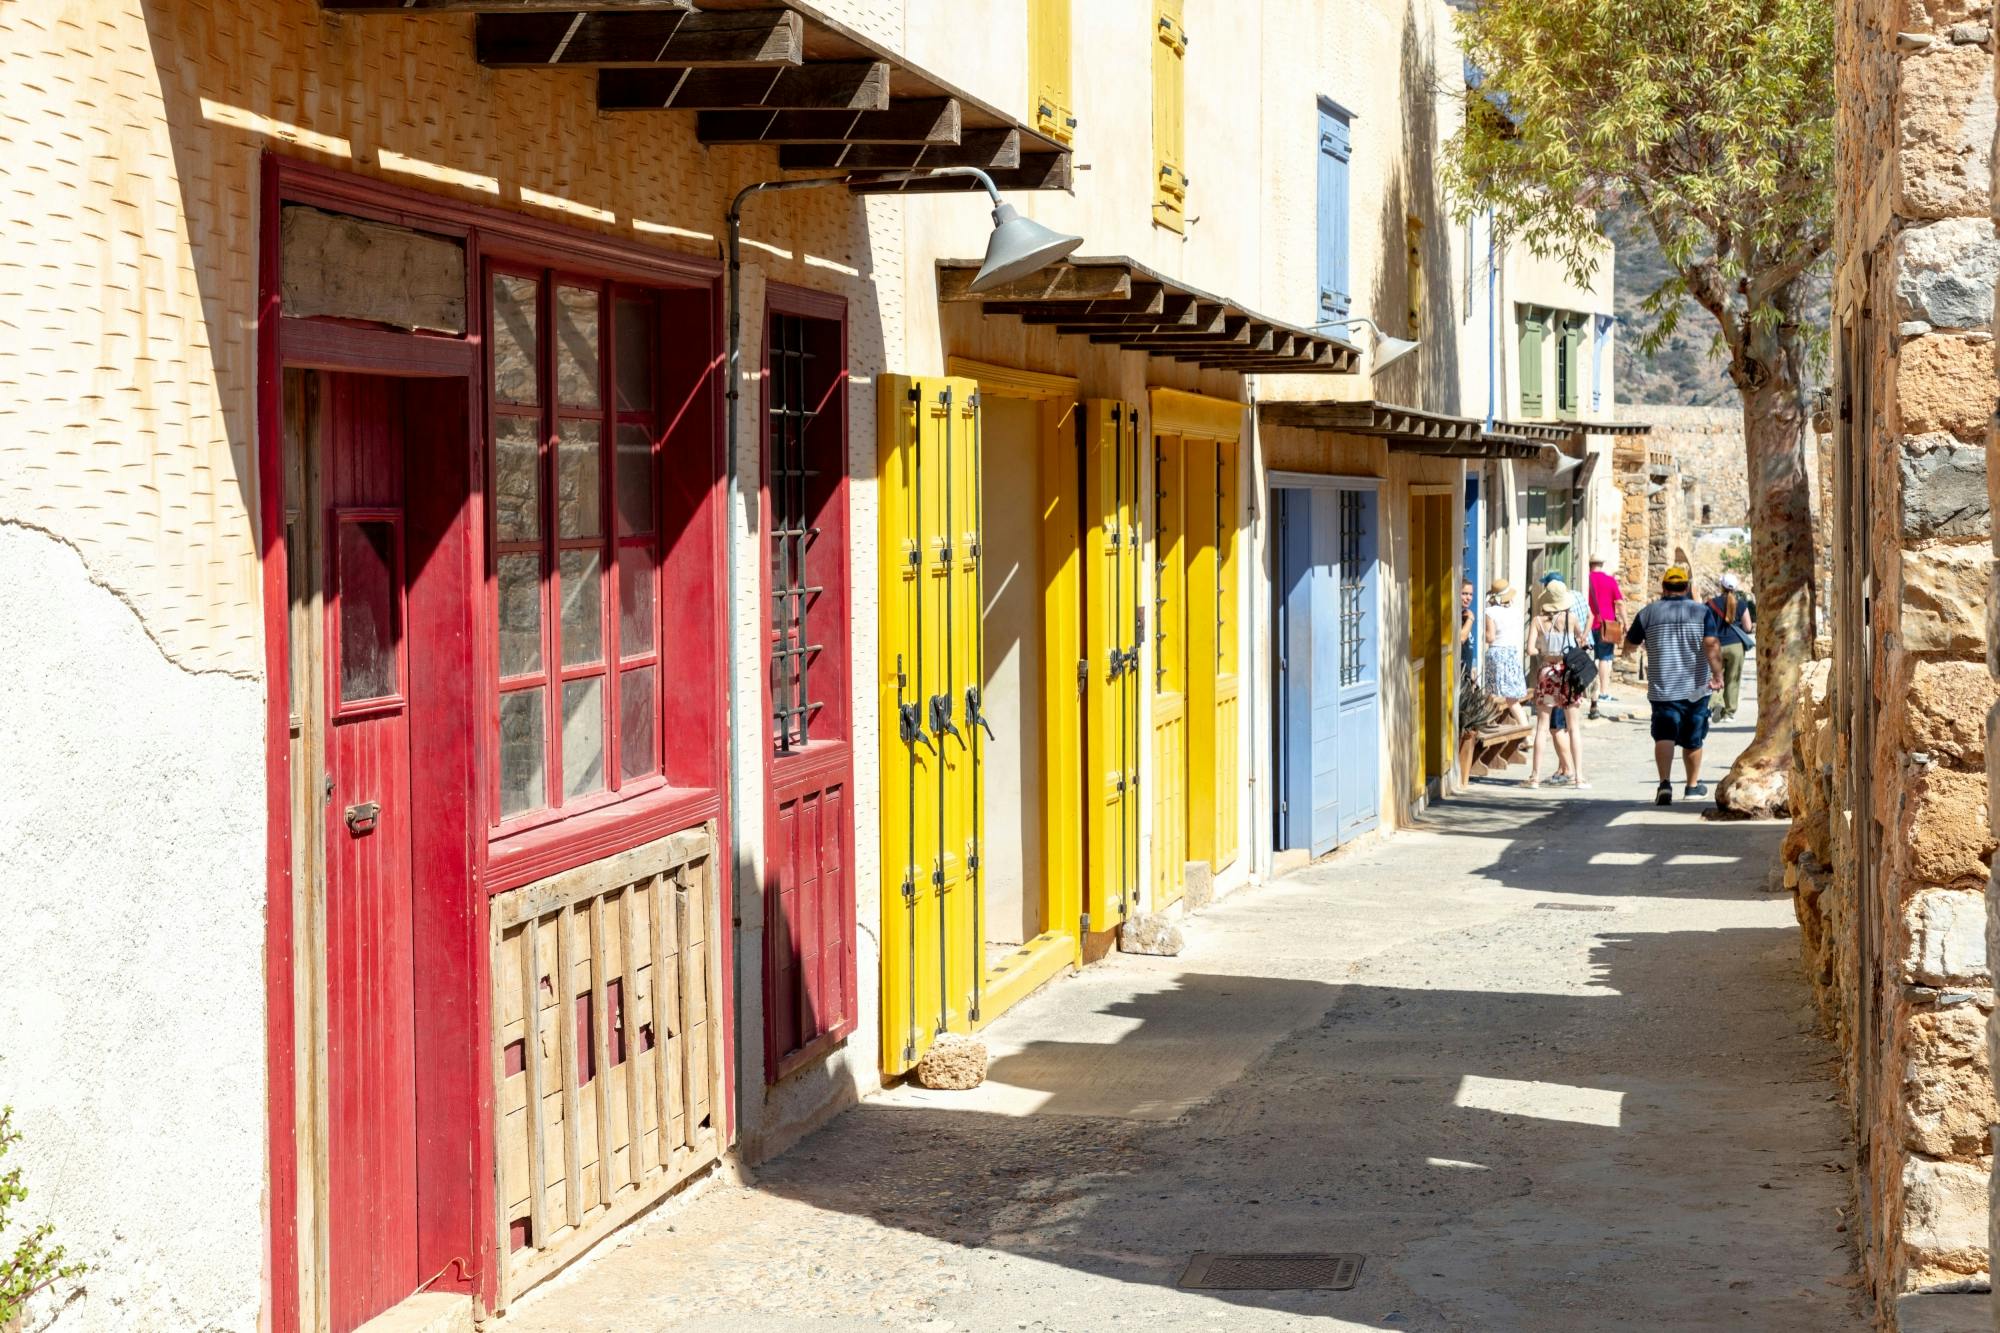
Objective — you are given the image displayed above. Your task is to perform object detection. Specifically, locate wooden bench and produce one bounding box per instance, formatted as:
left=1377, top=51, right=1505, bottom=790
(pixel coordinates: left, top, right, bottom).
left=1461, top=722, right=1534, bottom=779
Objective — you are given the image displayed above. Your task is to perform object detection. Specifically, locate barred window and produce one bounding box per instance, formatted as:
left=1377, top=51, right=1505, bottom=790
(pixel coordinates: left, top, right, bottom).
left=766, top=311, right=847, bottom=752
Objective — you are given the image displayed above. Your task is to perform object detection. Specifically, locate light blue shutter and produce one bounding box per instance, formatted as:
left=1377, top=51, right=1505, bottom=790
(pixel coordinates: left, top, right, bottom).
left=1318, top=104, right=1351, bottom=323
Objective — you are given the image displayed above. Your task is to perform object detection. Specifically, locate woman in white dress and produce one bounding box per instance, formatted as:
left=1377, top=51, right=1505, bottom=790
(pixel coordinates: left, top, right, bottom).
left=1526, top=579, right=1590, bottom=789
left=1482, top=580, right=1527, bottom=724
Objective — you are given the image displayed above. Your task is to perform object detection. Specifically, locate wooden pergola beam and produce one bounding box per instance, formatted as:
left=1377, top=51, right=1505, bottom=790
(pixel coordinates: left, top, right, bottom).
left=845, top=152, right=1069, bottom=194
left=598, top=62, right=890, bottom=111
left=330, top=0, right=692, bottom=10
left=476, top=8, right=802, bottom=68
left=982, top=285, right=1167, bottom=318
left=937, top=264, right=1129, bottom=303
left=696, top=99, right=960, bottom=145
left=1024, top=295, right=1200, bottom=329
left=779, top=129, right=1020, bottom=172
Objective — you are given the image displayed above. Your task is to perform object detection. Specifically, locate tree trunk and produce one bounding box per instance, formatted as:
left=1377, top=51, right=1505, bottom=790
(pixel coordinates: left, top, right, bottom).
left=1717, top=360, right=1813, bottom=816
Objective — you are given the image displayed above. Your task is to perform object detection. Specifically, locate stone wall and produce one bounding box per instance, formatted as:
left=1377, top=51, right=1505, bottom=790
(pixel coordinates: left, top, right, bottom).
left=1817, top=0, right=1999, bottom=1322
left=1640, top=404, right=1749, bottom=528
left=1611, top=441, right=1695, bottom=601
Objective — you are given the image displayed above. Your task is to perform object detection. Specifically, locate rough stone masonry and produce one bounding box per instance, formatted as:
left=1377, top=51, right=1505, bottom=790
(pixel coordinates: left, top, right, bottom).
left=1799, top=0, right=2000, bottom=1324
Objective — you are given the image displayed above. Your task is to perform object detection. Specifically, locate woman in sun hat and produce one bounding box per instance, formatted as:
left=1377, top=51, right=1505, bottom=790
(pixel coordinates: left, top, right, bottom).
left=1482, top=578, right=1527, bottom=723
left=1525, top=577, right=1589, bottom=789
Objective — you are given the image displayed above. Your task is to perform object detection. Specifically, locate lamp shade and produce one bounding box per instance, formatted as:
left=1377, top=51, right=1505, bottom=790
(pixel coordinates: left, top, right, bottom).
left=968, top=203, right=1083, bottom=293
left=1371, top=331, right=1420, bottom=370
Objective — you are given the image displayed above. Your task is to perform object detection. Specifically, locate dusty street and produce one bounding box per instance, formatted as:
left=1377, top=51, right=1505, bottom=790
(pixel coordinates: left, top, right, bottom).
left=502, top=685, right=1863, bottom=1332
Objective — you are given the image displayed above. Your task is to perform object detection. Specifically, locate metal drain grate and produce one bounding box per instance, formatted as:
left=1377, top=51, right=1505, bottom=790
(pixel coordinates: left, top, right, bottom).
left=1178, top=1252, right=1363, bottom=1291
left=1534, top=901, right=1616, bottom=912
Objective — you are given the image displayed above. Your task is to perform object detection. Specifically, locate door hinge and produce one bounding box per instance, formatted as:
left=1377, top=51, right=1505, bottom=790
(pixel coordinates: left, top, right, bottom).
left=1081, top=912, right=1092, bottom=933
left=932, top=857, right=945, bottom=887
left=901, top=871, right=916, bottom=903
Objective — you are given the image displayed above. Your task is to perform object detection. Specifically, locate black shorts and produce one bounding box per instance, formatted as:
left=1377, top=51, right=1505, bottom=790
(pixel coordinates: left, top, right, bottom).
left=1650, top=697, right=1712, bottom=750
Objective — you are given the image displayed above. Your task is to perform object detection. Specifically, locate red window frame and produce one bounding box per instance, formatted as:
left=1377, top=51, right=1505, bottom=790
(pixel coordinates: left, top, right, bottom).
left=486, top=266, right=670, bottom=831
left=328, top=507, right=409, bottom=723
left=760, top=284, right=857, bottom=1082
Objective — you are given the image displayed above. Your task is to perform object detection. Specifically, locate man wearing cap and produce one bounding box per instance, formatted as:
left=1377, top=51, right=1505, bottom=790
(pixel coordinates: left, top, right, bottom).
left=1621, top=565, right=1726, bottom=805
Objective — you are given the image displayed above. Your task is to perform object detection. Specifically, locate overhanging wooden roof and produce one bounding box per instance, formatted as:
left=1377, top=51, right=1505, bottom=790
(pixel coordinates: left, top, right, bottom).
left=1259, top=401, right=1560, bottom=459
left=938, top=258, right=1360, bottom=375
left=323, top=0, right=1071, bottom=194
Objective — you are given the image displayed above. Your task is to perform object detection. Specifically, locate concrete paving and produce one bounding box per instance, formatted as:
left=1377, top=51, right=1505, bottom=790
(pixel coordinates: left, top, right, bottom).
left=500, top=677, right=1865, bottom=1332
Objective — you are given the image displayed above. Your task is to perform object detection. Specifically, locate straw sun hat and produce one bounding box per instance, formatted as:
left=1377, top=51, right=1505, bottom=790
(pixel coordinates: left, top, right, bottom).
left=1536, top=579, right=1571, bottom=614
left=1488, top=578, right=1516, bottom=605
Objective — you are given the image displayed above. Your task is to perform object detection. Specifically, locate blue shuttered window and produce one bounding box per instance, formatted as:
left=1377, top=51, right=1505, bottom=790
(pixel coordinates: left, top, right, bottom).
left=1317, top=102, right=1351, bottom=324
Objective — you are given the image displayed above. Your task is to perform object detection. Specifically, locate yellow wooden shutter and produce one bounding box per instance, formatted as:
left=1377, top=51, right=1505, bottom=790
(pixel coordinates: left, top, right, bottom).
left=1212, top=437, right=1241, bottom=870
left=1030, top=0, right=1075, bottom=145
left=1152, top=429, right=1188, bottom=907
left=1152, top=0, right=1187, bottom=231
left=877, top=374, right=984, bottom=1074
left=1083, top=399, right=1140, bottom=932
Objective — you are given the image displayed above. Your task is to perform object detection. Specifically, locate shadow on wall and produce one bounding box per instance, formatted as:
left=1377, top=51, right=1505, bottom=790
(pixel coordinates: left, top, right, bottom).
left=1366, top=0, right=1465, bottom=416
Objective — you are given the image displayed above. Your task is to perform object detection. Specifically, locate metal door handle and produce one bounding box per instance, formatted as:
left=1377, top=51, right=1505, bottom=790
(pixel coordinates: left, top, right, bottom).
left=344, top=801, right=380, bottom=835
left=898, top=702, right=935, bottom=754
left=965, top=687, right=997, bottom=742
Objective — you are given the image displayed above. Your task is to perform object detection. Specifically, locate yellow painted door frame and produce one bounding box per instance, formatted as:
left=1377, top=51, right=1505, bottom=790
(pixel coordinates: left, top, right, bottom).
left=1151, top=429, right=1188, bottom=908
left=878, top=375, right=984, bottom=1075
left=1407, top=486, right=1454, bottom=799
left=1084, top=399, right=1142, bottom=934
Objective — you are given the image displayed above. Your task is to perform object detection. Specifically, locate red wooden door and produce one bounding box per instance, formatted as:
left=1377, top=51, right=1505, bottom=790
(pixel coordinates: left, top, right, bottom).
left=323, top=374, right=421, bottom=1331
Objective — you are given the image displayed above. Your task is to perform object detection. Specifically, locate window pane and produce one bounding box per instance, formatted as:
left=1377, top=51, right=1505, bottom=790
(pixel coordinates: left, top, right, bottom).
left=562, top=677, right=606, bottom=798
left=615, top=423, right=654, bottom=535
left=499, top=688, right=546, bottom=818
left=497, top=551, right=542, bottom=678
left=558, top=420, right=602, bottom=539
left=619, top=665, right=656, bottom=782
left=618, top=545, right=655, bottom=656
left=337, top=520, right=398, bottom=703
left=495, top=415, right=541, bottom=542
left=555, top=285, right=601, bottom=408
left=492, top=275, right=539, bottom=405
left=614, top=297, right=654, bottom=411
left=559, top=549, right=603, bottom=667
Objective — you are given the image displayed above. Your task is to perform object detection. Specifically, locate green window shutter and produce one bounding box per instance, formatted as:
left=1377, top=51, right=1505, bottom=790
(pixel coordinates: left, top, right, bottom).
left=1558, top=317, right=1583, bottom=419
left=1519, top=310, right=1545, bottom=417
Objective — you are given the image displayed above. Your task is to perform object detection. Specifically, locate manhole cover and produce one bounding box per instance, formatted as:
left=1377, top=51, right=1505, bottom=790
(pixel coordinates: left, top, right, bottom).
left=1178, top=1252, right=1363, bottom=1291
left=1534, top=902, right=1615, bottom=912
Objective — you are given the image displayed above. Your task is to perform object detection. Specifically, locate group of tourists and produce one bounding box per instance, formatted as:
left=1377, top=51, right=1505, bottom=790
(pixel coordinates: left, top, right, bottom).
left=1464, top=558, right=1756, bottom=805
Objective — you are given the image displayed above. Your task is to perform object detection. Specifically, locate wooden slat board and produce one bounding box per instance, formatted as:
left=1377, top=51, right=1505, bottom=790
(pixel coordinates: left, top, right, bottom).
left=489, top=822, right=726, bottom=1311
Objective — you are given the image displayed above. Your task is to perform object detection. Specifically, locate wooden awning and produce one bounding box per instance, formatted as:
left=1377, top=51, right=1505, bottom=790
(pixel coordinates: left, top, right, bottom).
left=936, top=258, right=1360, bottom=375
left=1259, top=401, right=1558, bottom=459
left=323, top=0, right=1071, bottom=195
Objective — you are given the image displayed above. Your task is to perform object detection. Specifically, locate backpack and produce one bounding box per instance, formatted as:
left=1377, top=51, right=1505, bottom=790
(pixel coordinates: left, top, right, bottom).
left=1559, top=612, right=1596, bottom=695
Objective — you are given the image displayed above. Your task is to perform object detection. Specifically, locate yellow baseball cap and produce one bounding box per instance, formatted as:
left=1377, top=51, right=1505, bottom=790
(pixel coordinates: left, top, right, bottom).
left=1663, top=565, right=1691, bottom=585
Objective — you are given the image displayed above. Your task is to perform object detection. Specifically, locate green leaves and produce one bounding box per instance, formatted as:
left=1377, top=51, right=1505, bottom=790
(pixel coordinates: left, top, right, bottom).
left=1, top=1106, right=87, bottom=1323
left=1446, top=0, right=1832, bottom=377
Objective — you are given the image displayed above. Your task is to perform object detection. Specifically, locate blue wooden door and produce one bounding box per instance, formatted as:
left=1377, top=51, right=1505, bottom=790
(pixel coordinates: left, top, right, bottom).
left=1317, top=104, right=1352, bottom=325
left=1276, top=486, right=1379, bottom=856
left=1333, top=488, right=1380, bottom=839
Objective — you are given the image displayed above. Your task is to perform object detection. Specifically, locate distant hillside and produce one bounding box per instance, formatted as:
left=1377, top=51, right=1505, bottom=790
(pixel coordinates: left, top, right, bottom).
left=1605, top=204, right=1829, bottom=409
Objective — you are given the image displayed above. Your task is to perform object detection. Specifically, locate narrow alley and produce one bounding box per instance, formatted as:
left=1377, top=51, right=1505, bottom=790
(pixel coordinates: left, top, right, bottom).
left=499, top=682, right=1863, bottom=1333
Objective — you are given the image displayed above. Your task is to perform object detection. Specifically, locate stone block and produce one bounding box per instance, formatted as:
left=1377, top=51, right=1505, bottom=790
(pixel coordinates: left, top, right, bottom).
left=913, top=1034, right=987, bottom=1090
left=1903, top=1003, right=1998, bottom=1157
left=1900, top=0, right=1994, bottom=35
left=1119, top=911, right=1185, bottom=956
left=1903, top=543, right=1992, bottom=655
left=1899, top=335, right=1996, bottom=442
left=1907, top=767, right=1997, bottom=888
left=1901, top=435, right=1992, bottom=539
left=1182, top=860, right=1216, bottom=912
left=1905, top=889, right=1992, bottom=985
left=1898, top=45, right=1997, bottom=221
left=1896, top=218, right=2000, bottom=329
left=1988, top=564, right=2000, bottom=676
left=1904, top=660, right=1998, bottom=765
left=1900, top=1157, right=1990, bottom=1266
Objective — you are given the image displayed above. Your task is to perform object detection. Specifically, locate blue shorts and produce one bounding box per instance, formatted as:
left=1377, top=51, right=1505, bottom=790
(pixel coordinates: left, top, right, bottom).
left=1650, top=697, right=1712, bottom=750
left=1592, top=629, right=1615, bottom=661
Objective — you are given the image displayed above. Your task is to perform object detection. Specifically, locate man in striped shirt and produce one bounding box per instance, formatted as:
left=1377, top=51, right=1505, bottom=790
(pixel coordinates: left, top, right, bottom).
left=1620, top=565, right=1725, bottom=806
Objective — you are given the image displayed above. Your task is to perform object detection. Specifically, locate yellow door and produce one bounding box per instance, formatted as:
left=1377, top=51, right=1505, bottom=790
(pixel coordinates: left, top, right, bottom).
left=1151, top=429, right=1188, bottom=908
left=1212, top=437, right=1241, bottom=870
left=1083, top=399, right=1141, bottom=933
left=1407, top=492, right=1453, bottom=796
left=879, top=375, right=984, bottom=1075
left=1409, top=493, right=1430, bottom=797
left=1428, top=493, right=1453, bottom=781
left=1184, top=436, right=1218, bottom=869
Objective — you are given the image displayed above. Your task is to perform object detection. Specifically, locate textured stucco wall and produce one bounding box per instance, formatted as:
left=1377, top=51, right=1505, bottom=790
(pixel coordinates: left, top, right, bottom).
left=0, top=520, right=266, bottom=1331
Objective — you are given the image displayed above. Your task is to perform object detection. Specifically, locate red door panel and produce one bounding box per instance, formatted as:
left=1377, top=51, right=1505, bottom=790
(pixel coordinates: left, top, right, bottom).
left=323, top=374, right=421, bottom=1332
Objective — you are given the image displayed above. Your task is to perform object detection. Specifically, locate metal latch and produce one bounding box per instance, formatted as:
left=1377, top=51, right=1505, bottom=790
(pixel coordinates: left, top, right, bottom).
left=344, top=801, right=380, bottom=835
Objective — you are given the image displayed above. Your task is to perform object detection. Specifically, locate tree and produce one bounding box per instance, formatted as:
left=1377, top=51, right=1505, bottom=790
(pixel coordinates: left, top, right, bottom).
left=1445, top=0, right=1832, bottom=815
left=1, top=1106, right=87, bottom=1324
